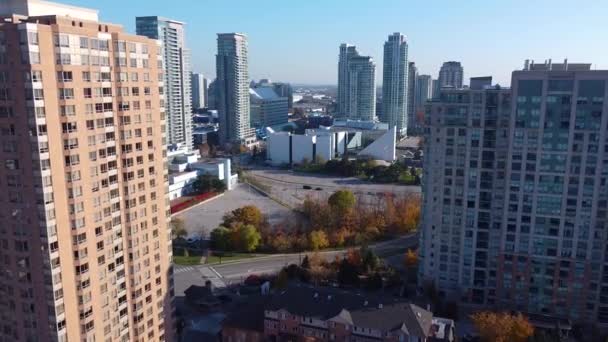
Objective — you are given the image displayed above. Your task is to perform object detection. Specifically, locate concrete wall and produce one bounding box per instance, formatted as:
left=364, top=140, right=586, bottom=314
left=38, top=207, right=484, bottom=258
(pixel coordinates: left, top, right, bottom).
left=267, top=132, right=291, bottom=165
left=291, top=134, right=315, bottom=164
left=316, top=135, right=333, bottom=162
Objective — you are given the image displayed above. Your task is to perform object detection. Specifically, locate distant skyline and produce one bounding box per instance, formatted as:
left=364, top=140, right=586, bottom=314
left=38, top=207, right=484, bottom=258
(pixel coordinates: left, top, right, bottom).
left=63, top=0, right=608, bottom=86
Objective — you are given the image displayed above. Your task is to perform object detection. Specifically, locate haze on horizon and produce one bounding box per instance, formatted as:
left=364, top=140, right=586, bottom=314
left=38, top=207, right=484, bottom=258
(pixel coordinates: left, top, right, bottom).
left=63, top=0, right=608, bottom=86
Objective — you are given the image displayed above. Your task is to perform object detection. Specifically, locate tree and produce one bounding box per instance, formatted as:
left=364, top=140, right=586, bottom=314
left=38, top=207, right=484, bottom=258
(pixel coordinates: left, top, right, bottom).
left=309, top=230, right=329, bottom=251
left=328, top=190, right=356, bottom=215
left=361, top=248, right=380, bottom=272
left=403, top=249, right=418, bottom=268
left=210, top=226, right=231, bottom=251
left=471, top=311, right=534, bottom=342
left=222, top=205, right=263, bottom=228
left=231, top=224, right=261, bottom=252
left=301, top=255, right=310, bottom=269
left=171, top=218, right=187, bottom=240
left=192, top=174, right=223, bottom=194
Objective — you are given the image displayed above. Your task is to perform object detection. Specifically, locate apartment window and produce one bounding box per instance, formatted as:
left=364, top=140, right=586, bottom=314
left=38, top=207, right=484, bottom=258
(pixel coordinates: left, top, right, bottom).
left=85, top=103, right=94, bottom=115
left=56, top=53, right=71, bottom=65
left=130, top=58, right=137, bottom=68
left=62, top=122, right=77, bottom=133
left=115, top=57, right=127, bottom=67
left=79, top=37, right=89, bottom=48
left=20, top=31, right=39, bottom=45
left=0, top=88, right=10, bottom=100
left=144, top=87, right=151, bottom=95
left=132, top=87, right=140, bottom=96
left=54, top=34, right=70, bottom=47
left=57, top=71, right=73, bottom=82
left=22, top=51, right=40, bottom=64
left=131, top=72, right=139, bottom=82
left=63, top=138, right=78, bottom=150
left=65, top=154, right=80, bottom=166
left=60, top=105, right=76, bottom=116
left=82, top=71, right=91, bottom=82
left=117, top=72, right=128, bottom=82
left=59, top=88, right=74, bottom=100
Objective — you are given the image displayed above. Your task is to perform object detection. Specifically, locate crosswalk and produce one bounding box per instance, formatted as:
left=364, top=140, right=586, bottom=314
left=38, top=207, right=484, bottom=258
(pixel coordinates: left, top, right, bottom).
left=173, top=265, right=226, bottom=289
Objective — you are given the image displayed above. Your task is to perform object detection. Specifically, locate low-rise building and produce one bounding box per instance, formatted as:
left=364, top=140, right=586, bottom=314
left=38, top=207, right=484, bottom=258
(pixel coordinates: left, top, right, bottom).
left=222, top=285, right=455, bottom=342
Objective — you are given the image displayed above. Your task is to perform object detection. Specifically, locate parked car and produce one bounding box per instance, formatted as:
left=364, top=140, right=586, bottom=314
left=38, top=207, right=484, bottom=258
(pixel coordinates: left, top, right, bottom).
left=315, top=187, right=322, bottom=191
left=302, top=185, right=312, bottom=190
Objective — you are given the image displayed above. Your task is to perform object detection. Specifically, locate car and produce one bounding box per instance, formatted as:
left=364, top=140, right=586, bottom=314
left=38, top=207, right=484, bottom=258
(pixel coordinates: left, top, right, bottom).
left=315, top=187, right=322, bottom=191
left=302, top=185, right=312, bottom=190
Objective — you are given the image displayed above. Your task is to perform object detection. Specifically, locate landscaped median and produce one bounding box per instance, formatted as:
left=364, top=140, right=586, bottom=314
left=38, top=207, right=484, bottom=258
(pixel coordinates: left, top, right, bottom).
left=172, top=251, right=260, bottom=265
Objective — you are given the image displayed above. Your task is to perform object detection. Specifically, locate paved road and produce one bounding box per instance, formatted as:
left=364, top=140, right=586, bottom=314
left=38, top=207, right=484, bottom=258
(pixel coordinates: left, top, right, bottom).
left=173, top=234, right=419, bottom=291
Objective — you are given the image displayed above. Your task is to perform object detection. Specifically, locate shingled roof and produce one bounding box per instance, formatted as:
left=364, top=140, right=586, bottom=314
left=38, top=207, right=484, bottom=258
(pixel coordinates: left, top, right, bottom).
left=265, top=285, right=433, bottom=337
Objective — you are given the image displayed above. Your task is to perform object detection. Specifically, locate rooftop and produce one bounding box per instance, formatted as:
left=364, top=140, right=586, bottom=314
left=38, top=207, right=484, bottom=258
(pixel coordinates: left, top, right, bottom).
left=0, top=0, right=98, bottom=21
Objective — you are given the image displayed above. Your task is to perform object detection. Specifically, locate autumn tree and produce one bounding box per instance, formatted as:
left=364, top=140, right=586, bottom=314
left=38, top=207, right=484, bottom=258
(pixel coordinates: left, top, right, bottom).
left=470, top=311, right=534, bottom=342
left=222, top=205, right=264, bottom=228
left=309, top=230, right=329, bottom=251
left=210, top=226, right=231, bottom=250
left=170, top=217, right=187, bottom=240
left=403, top=249, right=418, bottom=268
left=328, top=190, right=356, bottom=216
left=230, top=224, right=261, bottom=252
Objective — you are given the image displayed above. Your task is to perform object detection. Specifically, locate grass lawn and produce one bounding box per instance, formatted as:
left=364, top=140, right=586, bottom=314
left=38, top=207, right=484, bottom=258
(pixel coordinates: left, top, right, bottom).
left=173, top=255, right=202, bottom=265
left=205, top=253, right=258, bottom=264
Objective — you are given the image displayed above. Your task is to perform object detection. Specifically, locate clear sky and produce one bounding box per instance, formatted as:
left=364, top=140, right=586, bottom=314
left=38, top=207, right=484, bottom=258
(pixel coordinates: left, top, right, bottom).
left=63, top=0, right=608, bottom=86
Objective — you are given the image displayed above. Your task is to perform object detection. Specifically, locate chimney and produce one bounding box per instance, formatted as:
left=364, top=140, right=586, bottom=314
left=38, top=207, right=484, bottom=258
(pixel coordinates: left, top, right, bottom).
left=548, top=59, right=552, bottom=70
left=564, top=58, right=568, bottom=70
left=524, top=59, right=530, bottom=70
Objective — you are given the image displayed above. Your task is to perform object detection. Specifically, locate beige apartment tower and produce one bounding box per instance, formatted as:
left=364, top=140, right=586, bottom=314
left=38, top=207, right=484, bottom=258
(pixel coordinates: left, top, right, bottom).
left=0, top=1, right=174, bottom=341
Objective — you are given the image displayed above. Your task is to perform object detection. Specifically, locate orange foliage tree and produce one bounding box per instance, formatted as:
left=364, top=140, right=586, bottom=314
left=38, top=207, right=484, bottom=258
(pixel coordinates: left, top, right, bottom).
left=470, top=311, right=534, bottom=342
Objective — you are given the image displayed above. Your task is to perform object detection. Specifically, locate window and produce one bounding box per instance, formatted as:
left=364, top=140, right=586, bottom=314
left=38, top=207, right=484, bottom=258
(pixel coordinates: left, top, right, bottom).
left=65, top=154, right=80, bottom=166
left=56, top=53, right=71, bottom=65
left=54, top=34, right=70, bottom=47
left=60, top=105, right=76, bottom=116
left=25, top=70, right=43, bottom=82
left=79, top=37, right=89, bottom=48
left=59, top=88, right=74, bottom=100
left=82, top=71, right=91, bottom=82
left=57, top=71, right=73, bottom=82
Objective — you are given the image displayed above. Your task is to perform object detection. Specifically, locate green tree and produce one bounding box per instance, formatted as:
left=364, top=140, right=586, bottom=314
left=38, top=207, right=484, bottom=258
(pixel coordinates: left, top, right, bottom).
left=211, top=178, right=227, bottom=192
left=309, top=230, right=329, bottom=251
left=210, top=226, right=231, bottom=251
left=231, top=224, right=261, bottom=252
left=170, top=217, right=187, bottom=240
left=275, top=268, right=289, bottom=289
left=192, top=174, right=220, bottom=194
left=361, top=248, right=380, bottom=272
left=328, top=190, right=356, bottom=215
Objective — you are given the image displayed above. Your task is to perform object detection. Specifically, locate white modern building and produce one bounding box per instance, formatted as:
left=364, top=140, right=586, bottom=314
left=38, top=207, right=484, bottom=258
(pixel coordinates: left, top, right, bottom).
left=167, top=148, right=237, bottom=200
left=249, top=87, right=288, bottom=128
left=337, top=43, right=358, bottom=117
left=381, top=32, right=409, bottom=135
left=438, top=61, right=464, bottom=89
left=216, top=33, right=255, bottom=145
left=137, top=16, right=193, bottom=150
left=191, top=72, right=208, bottom=109
left=265, top=124, right=396, bottom=166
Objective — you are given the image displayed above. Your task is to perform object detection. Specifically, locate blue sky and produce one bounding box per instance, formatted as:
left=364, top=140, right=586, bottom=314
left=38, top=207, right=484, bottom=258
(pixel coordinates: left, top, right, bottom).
left=64, top=0, right=608, bottom=85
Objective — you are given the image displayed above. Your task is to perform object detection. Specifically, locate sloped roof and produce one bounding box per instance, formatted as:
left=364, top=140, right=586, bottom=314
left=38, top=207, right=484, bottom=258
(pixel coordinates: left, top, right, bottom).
left=265, top=285, right=433, bottom=337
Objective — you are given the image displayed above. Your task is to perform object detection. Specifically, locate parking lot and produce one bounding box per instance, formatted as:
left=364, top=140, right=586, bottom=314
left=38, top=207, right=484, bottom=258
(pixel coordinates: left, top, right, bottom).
left=245, top=168, right=421, bottom=208
left=173, top=183, right=294, bottom=238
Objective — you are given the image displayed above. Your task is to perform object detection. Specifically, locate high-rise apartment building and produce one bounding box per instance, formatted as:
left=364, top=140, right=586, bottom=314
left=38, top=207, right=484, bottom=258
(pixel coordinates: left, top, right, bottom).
left=438, top=61, right=463, bottom=89
left=381, top=32, right=408, bottom=134
left=407, top=62, right=418, bottom=135
left=420, top=61, right=608, bottom=324
left=347, top=55, right=376, bottom=121
left=216, top=33, right=254, bottom=145
left=336, top=44, right=376, bottom=121
left=336, top=43, right=357, bottom=118
left=415, top=74, right=432, bottom=110
left=136, top=16, right=193, bottom=150
left=0, top=1, right=174, bottom=341
left=191, top=72, right=207, bottom=110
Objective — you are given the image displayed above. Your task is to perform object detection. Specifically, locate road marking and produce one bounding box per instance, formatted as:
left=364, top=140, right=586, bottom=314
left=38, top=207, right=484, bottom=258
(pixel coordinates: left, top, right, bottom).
left=209, top=266, right=223, bottom=279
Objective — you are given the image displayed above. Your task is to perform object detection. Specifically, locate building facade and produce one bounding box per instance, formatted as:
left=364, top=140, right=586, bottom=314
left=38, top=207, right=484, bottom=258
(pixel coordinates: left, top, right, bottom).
left=336, top=43, right=357, bottom=118
left=190, top=72, right=207, bottom=110
left=381, top=32, right=408, bottom=135
left=407, top=61, right=418, bottom=135
left=136, top=16, right=193, bottom=151
left=420, top=62, right=608, bottom=324
left=437, top=61, right=463, bottom=89
left=347, top=55, right=376, bottom=121
left=249, top=86, right=288, bottom=128
left=216, top=33, right=253, bottom=145
left=415, top=74, right=433, bottom=130
left=0, top=1, right=174, bottom=341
